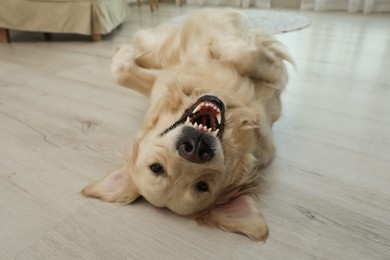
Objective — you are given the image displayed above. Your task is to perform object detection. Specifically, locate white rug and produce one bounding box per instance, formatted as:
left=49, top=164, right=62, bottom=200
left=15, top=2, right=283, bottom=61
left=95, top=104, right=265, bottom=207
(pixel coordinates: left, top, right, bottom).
left=170, top=10, right=311, bottom=34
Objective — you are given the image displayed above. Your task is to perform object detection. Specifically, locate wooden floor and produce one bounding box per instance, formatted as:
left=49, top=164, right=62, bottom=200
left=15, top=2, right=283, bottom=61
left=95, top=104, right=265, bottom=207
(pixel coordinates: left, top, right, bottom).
left=1, top=4, right=390, bottom=259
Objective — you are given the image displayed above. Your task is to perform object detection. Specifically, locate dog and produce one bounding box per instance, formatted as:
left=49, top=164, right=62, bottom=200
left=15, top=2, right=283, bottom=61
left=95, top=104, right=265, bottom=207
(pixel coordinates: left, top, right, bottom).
left=82, top=8, right=291, bottom=241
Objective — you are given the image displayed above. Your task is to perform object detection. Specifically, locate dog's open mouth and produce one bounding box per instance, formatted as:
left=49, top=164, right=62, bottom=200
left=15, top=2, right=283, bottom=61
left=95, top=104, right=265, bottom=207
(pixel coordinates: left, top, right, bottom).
left=184, top=95, right=225, bottom=137
left=160, top=95, right=225, bottom=138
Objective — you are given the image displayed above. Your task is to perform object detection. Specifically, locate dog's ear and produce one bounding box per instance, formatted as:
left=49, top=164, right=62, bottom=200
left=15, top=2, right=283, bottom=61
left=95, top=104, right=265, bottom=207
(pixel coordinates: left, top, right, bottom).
left=82, top=165, right=140, bottom=203
left=198, top=195, right=269, bottom=242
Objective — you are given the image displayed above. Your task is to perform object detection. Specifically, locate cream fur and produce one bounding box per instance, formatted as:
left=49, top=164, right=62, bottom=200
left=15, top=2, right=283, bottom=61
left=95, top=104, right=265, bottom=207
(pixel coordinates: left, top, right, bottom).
left=83, top=8, right=291, bottom=242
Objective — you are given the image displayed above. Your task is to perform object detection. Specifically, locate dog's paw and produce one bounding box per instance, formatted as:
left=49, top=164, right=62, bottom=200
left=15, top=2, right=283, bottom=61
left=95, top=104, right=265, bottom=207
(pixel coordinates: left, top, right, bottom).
left=210, top=36, right=258, bottom=76
left=110, top=44, right=157, bottom=95
left=111, top=44, right=138, bottom=85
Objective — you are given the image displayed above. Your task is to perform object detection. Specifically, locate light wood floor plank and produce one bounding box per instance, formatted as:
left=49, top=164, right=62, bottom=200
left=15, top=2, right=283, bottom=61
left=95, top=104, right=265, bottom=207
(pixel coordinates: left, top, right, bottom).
left=1, top=4, right=389, bottom=259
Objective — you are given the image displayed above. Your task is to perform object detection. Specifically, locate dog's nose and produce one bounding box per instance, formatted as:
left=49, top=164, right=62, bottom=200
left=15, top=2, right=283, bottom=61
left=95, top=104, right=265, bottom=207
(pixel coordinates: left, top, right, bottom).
left=177, top=127, right=215, bottom=164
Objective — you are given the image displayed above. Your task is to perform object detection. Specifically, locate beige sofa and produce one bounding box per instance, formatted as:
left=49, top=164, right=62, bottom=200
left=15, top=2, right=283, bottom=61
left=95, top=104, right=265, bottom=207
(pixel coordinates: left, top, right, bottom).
left=0, top=0, right=129, bottom=42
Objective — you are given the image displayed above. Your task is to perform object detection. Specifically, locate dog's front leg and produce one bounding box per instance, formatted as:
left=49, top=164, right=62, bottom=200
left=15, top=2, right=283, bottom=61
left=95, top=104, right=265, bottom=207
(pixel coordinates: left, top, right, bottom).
left=111, top=44, right=158, bottom=97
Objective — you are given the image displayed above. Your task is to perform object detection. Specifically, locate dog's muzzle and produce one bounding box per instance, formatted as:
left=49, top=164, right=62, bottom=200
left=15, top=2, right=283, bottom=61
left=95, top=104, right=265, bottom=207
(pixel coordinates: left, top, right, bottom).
left=171, top=95, right=225, bottom=164
left=160, top=95, right=225, bottom=164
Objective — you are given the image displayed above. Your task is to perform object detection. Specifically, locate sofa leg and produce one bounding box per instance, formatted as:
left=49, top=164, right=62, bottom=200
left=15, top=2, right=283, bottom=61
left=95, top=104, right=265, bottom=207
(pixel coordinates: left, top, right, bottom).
left=0, top=28, right=10, bottom=43
left=92, top=34, right=101, bottom=42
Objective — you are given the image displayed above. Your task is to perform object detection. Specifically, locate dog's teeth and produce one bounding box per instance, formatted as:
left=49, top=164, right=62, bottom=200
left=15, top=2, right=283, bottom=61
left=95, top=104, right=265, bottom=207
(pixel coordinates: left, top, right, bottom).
left=199, top=124, right=203, bottom=129
left=194, top=122, right=198, bottom=128
left=212, top=129, right=220, bottom=136
left=193, top=104, right=202, bottom=114
left=186, top=117, right=191, bottom=125
left=216, top=113, right=222, bottom=124
left=203, top=126, right=208, bottom=131
left=207, top=128, right=212, bottom=133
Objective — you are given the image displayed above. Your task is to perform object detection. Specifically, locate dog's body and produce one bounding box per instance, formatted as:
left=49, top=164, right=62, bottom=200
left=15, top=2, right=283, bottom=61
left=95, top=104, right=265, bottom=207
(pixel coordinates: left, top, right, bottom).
left=82, top=9, right=291, bottom=241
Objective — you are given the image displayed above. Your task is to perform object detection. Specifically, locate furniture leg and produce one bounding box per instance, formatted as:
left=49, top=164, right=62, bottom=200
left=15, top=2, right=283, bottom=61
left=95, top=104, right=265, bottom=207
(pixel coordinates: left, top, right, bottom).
left=0, top=28, right=10, bottom=43
left=150, top=0, right=159, bottom=11
left=92, top=34, right=101, bottom=42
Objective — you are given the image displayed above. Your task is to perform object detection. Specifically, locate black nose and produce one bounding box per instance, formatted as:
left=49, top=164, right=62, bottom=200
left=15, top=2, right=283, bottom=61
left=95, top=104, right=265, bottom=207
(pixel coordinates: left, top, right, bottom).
left=177, top=127, right=215, bottom=164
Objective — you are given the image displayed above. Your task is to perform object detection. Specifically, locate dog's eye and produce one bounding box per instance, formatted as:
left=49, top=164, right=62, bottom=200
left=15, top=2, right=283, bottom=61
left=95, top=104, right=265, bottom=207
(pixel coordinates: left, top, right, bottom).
left=196, top=181, right=209, bottom=192
left=149, top=163, right=164, bottom=176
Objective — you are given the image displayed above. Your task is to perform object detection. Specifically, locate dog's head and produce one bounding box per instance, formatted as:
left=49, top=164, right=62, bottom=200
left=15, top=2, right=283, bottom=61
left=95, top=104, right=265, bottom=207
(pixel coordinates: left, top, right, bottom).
left=83, top=63, right=270, bottom=241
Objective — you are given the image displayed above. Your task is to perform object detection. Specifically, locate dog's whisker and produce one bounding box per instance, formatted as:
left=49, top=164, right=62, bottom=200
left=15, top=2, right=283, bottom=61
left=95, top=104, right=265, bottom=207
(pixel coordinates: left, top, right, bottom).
left=160, top=117, right=186, bottom=136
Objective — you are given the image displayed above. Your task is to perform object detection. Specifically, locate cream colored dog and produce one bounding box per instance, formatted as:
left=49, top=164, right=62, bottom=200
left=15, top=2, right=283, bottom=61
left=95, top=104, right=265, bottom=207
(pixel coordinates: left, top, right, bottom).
left=82, top=9, right=291, bottom=241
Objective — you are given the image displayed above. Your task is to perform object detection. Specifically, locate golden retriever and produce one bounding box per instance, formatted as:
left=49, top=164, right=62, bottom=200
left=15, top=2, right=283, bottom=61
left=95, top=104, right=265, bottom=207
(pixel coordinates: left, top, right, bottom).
left=82, top=8, right=291, bottom=241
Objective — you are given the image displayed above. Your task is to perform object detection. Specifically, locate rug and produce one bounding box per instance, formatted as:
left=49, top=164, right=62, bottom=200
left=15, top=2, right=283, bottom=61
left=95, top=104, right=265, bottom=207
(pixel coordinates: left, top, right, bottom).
left=170, top=10, right=311, bottom=34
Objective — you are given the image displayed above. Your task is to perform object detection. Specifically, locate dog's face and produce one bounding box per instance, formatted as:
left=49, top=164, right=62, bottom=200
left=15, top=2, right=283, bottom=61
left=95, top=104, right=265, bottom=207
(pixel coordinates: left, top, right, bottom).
left=129, top=63, right=264, bottom=218
left=133, top=95, right=227, bottom=215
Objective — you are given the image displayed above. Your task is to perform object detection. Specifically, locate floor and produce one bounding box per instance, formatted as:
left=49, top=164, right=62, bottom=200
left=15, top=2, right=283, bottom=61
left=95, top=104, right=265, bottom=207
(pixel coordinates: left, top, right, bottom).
left=1, top=4, right=390, bottom=260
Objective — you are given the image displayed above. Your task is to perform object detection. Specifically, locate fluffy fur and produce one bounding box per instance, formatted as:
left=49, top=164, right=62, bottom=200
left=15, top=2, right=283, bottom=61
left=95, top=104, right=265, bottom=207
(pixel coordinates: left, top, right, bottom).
left=82, top=9, right=291, bottom=241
